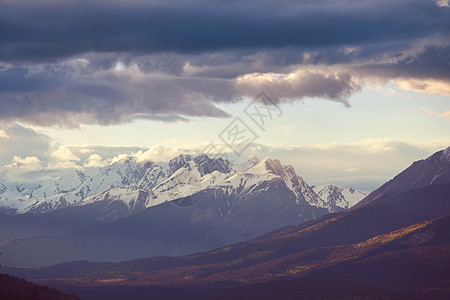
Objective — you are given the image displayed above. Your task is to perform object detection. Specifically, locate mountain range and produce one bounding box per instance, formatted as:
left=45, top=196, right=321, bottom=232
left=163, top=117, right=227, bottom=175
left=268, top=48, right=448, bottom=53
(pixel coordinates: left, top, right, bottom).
left=4, top=146, right=449, bottom=300
left=6, top=148, right=450, bottom=299
left=0, top=155, right=364, bottom=215
left=0, top=155, right=365, bottom=266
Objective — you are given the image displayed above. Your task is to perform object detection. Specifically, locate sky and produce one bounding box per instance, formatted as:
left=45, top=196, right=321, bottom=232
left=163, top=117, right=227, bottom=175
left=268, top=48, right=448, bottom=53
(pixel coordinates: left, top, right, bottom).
left=0, top=0, right=449, bottom=191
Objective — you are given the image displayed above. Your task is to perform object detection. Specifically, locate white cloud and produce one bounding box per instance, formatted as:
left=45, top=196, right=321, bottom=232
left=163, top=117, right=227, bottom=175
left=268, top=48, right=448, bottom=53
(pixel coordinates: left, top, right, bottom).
left=436, top=0, right=449, bottom=7
left=48, top=161, right=82, bottom=170
left=395, top=78, right=450, bottom=96
left=51, top=145, right=80, bottom=161
left=134, top=144, right=183, bottom=163
left=79, top=148, right=94, bottom=154
left=236, top=68, right=360, bottom=104
left=0, top=129, right=9, bottom=139
left=1, top=122, right=449, bottom=192
left=5, top=156, right=43, bottom=172
left=84, top=154, right=108, bottom=168
left=421, top=107, right=450, bottom=118
left=248, top=145, right=262, bottom=155
left=311, top=139, right=396, bottom=154
left=110, top=153, right=133, bottom=164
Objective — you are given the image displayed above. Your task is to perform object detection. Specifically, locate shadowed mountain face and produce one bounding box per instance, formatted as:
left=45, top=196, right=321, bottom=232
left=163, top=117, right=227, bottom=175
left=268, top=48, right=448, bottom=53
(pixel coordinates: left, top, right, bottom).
left=356, top=146, right=450, bottom=208
left=0, top=197, right=148, bottom=243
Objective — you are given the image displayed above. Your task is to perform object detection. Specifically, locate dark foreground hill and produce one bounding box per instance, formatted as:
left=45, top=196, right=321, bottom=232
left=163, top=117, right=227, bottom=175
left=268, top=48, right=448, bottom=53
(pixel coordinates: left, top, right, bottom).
left=0, top=273, right=79, bottom=300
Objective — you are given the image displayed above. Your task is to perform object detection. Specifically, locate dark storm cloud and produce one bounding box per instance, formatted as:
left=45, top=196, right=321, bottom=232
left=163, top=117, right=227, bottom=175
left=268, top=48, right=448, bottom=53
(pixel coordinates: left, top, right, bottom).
left=0, top=0, right=449, bottom=127
left=0, top=68, right=59, bottom=93
left=0, top=0, right=447, bottom=62
left=0, top=54, right=361, bottom=126
left=356, top=45, right=450, bottom=80
left=0, top=67, right=233, bottom=127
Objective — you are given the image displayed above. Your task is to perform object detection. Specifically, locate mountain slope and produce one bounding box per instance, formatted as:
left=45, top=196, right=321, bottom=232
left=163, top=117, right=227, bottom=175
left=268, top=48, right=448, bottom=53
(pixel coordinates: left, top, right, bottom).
left=0, top=190, right=150, bottom=243
left=356, top=146, right=450, bottom=208
left=0, top=273, right=80, bottom=300
left=0, top=179, right=31, bottom=214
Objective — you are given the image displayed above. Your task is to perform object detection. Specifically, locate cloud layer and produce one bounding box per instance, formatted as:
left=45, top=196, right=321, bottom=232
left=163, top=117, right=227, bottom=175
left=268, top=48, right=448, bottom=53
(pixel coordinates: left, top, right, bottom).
left=0, top=124, right=448, bottom=191
left=1, top=0, right=448, bottom=61
left=0, top=0, right=449, bottom=127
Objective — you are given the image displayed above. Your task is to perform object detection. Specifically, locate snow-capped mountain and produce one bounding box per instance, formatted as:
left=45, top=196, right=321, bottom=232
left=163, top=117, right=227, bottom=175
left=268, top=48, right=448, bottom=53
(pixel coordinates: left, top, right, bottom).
left=0, top=158, right=172, bottom=214
left=218, top=157, right=337, bottom=211
left=313, top=184, right=367, bottom=209
left=0, top=179, right=31, bottom=214
left=0, top=154, right=352, bottom=216
left=0, top=156, right=341, bottom=266
left=77, top=155, right=342, bottom=215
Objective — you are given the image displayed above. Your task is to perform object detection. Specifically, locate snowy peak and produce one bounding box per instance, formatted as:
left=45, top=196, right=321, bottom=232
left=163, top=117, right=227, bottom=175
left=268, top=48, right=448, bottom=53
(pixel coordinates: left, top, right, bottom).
left=168, top=154, right=231, bottom=176
left=247, top=157, right=286, bottom=175
left=246, top=157, right=273, bottom=174
left=194, top=154, right=232, bottom=175
left=55, top=170, right=87, bottom=194
left=79, top=186, right=150, bottom=218
left=151, top=155, right=232, bottom=205
left=233, top=157, right=335, bottom=212
left=71, top=157, right=167, bottom=203
left=313, top=184, right=367, bottom=209
left=262, top=157, right=282, bottom=172
left=233, top=156, right=260, bottom=173
left=247, top=157, right=297, bottom=180
left=168, top=154, right=193, bottom=174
